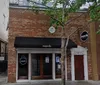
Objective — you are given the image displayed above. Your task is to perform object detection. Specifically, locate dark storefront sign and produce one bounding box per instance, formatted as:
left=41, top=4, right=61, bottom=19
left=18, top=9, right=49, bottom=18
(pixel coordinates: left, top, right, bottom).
left=14, top=37, right=77, bottom=49
left=80, top=31, right=88, bottom=41
left=20, top=55, right=27, bottom=65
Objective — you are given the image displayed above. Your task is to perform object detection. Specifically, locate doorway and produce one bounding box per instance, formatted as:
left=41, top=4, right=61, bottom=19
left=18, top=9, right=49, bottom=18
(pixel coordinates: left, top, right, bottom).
left=55, top=54, right=61, bottom=78
left=18, top=53, right=29, bottom=80
left=74, top=55, right=84, bottom=80
left=71, top=46, right=88, bottom=80
left=31, top=54, right=52, bottom=79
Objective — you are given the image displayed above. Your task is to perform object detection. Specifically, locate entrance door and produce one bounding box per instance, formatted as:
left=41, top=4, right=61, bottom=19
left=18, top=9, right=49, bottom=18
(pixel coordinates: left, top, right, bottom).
left=31, top=54, right=52, bottom=80
left=74, top=55, right=84, bottom=80
left=43, top=54, right=52, bottom=79
left=18, top=53, right=28, bottom=80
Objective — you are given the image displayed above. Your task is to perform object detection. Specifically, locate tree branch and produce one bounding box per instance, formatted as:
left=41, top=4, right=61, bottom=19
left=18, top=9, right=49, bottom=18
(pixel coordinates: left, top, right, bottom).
left=65, top=13, right=84, bottom=25
left=50, top=16, right=64, bottom=26
left=29, top=0, right=64, bottom=26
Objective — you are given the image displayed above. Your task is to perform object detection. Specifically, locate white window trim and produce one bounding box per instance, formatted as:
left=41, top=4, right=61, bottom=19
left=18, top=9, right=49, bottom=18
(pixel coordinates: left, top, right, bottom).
left=65, top=56, right=67, bottom=80
left=29, top=53, right=31, bottom=81
left=52, top=53, right=55, bottom=80
left=16, top=48, right=61, bottom=54
left=16, top=48, right=66, bottom=82
left=71, top=46, right=88, bottom=81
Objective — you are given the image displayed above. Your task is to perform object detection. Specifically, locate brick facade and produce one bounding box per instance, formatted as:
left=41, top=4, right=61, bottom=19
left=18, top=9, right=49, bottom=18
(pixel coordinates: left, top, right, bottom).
left=8, top=8, right=94, bottom=82
left=96, top=22, right=100, bottom=79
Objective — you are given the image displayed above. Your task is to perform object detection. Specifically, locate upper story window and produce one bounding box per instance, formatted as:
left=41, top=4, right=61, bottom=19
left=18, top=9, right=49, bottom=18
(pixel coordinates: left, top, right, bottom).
left=9, top=0, right=29, bottom=6
left=9, top=0, right=19, bottom=5
left=9, top=0, right=55, bottom=8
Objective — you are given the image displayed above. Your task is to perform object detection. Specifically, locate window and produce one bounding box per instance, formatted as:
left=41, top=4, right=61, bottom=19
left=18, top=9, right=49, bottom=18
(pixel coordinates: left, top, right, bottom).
left=9, top=0, right=19, bottom=5
left=55, top=54, right=61, bottom=78
left=31, top=54, right=52, bottom=80
left=18, top=54, right=28, bottom=79
left=31, top=54, right=40, bottom=77
left=9, top=0, right=29, bottom=6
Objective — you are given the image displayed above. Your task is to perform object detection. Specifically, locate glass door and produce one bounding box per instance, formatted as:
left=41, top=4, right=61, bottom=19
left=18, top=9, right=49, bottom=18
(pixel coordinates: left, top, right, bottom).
left=43, top=54, right=52, bottom=79
left=31, top=54, right=40, bottom=79
left=18, top=53, right=29, bottom=80
left=31, top=54, right=52, bottom=80
left=55, top=54, right=61, bottom=78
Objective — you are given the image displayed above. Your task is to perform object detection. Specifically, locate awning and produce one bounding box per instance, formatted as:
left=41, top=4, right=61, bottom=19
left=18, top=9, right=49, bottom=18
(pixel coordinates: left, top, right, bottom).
left=14, top=37, right=77, bottom=48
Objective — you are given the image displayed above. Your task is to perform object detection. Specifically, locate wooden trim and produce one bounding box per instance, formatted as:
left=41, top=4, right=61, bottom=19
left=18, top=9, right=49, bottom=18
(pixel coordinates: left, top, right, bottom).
left=40, top=55, right=43, bottom=78
left=56, top=75, right=61, bottom=78
left=32, top=76, right=42, bottom=80
left=74, top=55, right=84, bottom=80
left=90, top=22, right=98, bottom=80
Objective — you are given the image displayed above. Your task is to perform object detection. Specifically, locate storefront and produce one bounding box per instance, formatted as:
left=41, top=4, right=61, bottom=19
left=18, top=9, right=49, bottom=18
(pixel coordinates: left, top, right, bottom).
left=14, top=37, right=78, bottom=82
left=9, top=6, right=98, bottom=82
left=17, top=50, right=61, bottom=82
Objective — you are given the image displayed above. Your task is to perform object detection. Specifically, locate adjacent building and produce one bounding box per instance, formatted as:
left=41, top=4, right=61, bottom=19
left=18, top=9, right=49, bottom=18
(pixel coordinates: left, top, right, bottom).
left=8, top=0, right=100, bottom=83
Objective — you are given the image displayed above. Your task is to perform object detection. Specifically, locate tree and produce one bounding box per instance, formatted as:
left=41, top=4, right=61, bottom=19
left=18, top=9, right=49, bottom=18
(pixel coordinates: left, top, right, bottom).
left=29, top=0, right=100, bottom=85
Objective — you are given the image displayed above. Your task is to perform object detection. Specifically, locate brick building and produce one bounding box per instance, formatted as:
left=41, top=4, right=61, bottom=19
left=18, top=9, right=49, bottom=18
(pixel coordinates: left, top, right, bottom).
left=8, top=0, right=100, bottom=83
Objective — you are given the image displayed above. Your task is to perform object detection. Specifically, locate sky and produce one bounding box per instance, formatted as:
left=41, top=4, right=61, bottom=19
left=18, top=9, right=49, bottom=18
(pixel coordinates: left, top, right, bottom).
left=0, top=0, right=9, bottom=41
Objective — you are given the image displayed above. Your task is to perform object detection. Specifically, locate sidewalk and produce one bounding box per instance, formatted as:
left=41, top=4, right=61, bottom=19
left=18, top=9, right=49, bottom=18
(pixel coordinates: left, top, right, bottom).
left=1, top=80, right=100, bottom=85
left=0, top=71, right=7, bottom=85
left=0, top=76, right=7, bottom=85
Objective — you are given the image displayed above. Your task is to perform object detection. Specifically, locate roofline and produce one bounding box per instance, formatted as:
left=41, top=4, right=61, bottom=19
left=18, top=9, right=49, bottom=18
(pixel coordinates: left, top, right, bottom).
left=0, top=38, right=8, bottom=43
left=9, top=5, right=88, bottom=13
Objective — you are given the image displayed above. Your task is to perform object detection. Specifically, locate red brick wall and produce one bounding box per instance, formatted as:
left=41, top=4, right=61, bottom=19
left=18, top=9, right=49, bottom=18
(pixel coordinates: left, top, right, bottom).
left=8, top=8, right=93, bottom=82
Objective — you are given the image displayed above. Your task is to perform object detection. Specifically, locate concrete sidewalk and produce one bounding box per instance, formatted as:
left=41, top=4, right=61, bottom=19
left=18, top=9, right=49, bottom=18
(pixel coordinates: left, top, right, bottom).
left=1, top=80, right=100, bottom=85
left=0, top=76, right=7, bottom=85
left=1, top=72, right=100, bottom=85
